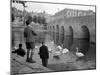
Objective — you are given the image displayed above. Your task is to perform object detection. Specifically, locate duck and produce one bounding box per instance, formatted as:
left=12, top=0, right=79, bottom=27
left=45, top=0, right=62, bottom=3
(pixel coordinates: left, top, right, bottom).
left=76, top=47, right=84, bottom=57
left=62, top=48, right=69, bottom=54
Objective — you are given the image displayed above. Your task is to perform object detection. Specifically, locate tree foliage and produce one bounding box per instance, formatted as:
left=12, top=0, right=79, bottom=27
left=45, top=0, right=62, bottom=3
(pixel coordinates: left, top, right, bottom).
left=33, top=15, right=46, bottom=25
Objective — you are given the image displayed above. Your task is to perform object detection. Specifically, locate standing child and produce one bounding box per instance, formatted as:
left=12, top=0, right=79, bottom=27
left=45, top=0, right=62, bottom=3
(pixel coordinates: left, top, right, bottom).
left=38, top=42, right=49, bottom=67
left=24, top=18, right=37, bottom=63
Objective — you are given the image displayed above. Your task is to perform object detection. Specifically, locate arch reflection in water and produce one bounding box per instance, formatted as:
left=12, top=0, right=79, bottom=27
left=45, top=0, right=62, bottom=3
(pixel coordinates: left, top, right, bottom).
left=60, top=26, right=65, bottom=45
left=52, top=26, right=55, bottom=42
left=69, top=26, right=73, bottom=37
left=80, top=25, right=90, bottom=41
left=49, top=26, right=51, bottom=35
left=64, top=36, right=73, bottom=50
left=75, top=25, right=90, bottom=55
left=77, top=39, right=90, bottom=55
left=63, top=26, right=73, bottom=50
left=51, top=26, right=53, bottom=39
left=56, top=24, right=59, bottom=45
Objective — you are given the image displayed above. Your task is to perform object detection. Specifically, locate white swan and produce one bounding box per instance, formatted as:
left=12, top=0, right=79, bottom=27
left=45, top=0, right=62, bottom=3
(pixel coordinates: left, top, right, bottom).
left=51, top=41, right=54, bottom=44
left=76, top=47, right=84, bottom=57
left=48, top=48, right=52, bottom=52
left=13, top=46, right=18, bottom=50
left=35, top=46, right=38, bottom=49
left=62, top=48, right=69, bottom=54
left=57, top=45, right=63, bottom=50
left=54, top=51, right=61, bottom=56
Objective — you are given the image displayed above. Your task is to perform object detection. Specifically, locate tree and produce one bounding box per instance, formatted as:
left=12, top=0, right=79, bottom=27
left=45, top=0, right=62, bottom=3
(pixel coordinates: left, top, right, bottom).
left=37, top=16, right=42, bottom=24
left=41, top=16, right=46, bottom=24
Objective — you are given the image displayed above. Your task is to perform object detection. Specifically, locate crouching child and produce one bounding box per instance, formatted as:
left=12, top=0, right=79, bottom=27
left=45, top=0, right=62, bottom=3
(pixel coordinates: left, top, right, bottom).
left=12, top=44, right=26, bottom=57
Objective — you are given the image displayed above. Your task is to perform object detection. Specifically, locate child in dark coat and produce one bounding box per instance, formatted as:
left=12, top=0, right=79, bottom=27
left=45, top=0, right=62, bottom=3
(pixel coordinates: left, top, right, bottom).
left=38, top=42, right=49, bottom=67
left=12, top=44, right=26, bottom=57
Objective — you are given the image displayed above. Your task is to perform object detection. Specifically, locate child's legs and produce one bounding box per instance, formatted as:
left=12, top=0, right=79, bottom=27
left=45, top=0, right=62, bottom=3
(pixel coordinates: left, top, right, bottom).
left=30, top=42, right=35, bottom=60
left=42, top=58, right=48, bottom=67
left=27, top=49, right=30, bottom=60
left=26, top=42, right=31, bottom=60
left=30, top=49, right=34, bottom=60
left=45, top=59, right=48, bottom=67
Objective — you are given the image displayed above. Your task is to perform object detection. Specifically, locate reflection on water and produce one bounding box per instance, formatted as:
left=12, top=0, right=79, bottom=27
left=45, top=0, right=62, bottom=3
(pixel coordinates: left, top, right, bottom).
left=63, top=26, right=73, bottom=50
left=75, top=39, right=90, bottom=55
left=64, top=36, right=73, bottom=50
left=55, top=25, right=59, bottom=45
left=55, top=32, right=59, bottom=45
left=12, top=28, right=91, bottom=55
left=60, top=26, right=64, bottom=45
left=12, top=31, right=23, bottom=47
left=80, top=25, right=90, bottom=41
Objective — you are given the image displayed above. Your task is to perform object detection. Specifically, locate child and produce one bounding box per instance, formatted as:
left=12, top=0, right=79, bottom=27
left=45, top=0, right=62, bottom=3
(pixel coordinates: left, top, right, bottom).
left=38, top=42, right=49, bottom=67
left=12, top=44, right=26, bottom=57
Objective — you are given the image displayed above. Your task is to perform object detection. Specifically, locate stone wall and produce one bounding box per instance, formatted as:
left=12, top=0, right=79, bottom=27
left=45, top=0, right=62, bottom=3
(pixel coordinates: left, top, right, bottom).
left=47, top=14, right=96, bottom=42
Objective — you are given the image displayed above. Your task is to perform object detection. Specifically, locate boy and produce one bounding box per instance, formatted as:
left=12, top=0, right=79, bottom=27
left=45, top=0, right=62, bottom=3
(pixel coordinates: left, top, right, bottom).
left=12, top=44, right=25, bottom=57
left=38, top=42, right=49, bottom=67
left=24, top=19, right=37, bottom=63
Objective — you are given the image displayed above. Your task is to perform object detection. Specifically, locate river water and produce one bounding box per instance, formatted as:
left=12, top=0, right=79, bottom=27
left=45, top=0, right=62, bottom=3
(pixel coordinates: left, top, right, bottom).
left=12, top=28, right=96, bottom=72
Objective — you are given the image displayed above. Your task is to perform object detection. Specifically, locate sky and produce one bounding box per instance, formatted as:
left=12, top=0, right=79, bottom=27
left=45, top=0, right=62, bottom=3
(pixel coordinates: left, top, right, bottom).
left=12, top=1, right=95, bottom=15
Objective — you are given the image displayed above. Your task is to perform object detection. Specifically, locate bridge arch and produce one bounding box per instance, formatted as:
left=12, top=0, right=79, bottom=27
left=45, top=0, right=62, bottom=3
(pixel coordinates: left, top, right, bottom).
left=80, top=25, right=90, bottom=41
